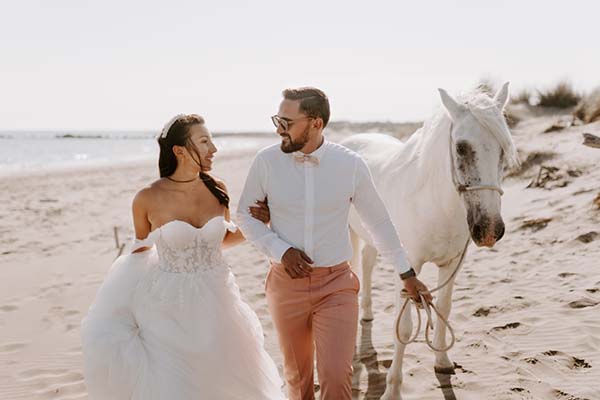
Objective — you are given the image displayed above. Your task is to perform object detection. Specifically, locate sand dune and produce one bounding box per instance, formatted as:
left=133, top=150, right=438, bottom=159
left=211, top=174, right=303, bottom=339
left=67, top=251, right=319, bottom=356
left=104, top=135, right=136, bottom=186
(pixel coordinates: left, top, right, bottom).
left=1, top=109, right=599, bottom=399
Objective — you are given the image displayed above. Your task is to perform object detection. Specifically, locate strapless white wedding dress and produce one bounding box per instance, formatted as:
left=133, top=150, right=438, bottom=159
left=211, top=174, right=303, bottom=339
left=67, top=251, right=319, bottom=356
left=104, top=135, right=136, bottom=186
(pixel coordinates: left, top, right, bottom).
left=81, top=216, right=285, bottom=400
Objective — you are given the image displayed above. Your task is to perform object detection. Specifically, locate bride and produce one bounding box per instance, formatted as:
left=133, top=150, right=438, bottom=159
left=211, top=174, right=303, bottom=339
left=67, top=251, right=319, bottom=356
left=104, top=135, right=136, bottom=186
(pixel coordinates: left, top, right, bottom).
left=81, top=114, right=285, bottom=399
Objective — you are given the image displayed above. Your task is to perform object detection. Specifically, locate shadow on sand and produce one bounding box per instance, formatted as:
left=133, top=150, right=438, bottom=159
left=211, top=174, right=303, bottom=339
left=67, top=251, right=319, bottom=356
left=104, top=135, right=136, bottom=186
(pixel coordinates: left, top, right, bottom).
left=353, top=320, right=458, bottom=400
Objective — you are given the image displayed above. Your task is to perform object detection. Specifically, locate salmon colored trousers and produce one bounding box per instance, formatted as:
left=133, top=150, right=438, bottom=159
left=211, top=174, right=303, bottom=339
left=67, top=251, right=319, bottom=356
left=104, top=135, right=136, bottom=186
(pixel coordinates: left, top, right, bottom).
left=265, top=261, right=360, bottom=400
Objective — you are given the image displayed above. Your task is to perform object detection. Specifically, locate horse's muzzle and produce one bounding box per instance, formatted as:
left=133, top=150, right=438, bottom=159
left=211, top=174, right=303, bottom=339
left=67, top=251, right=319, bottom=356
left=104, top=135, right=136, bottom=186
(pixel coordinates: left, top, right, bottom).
left=470, top=218, right=505, bottom=247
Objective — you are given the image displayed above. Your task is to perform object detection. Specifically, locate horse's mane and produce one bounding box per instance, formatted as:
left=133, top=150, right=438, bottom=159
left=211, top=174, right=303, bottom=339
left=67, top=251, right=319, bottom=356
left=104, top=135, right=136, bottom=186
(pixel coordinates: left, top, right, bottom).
left=458, top=90, right=519, bottom=167
left=386, top=88, right=518, bottom=193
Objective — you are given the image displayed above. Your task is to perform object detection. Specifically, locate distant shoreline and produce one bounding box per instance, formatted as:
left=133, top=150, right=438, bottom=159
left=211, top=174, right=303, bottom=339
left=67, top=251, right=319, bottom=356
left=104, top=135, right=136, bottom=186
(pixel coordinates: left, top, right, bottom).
left=0, top=120, right=424, bottom=140
left=0, top=131, right=275, bottom=140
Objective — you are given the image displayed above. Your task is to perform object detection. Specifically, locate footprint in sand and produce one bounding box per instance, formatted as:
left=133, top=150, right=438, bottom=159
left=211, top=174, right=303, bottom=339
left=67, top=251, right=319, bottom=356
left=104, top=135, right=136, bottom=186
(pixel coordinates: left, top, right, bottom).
left=40, top=306, right=81, bottom=330
left=0, top=304, right=18, bottom=312
left=466, top=341, right=488, bottom=351
left=473, top=306, right=498, bottom=317
left=510, top=387, right=529, bottom=394
left=558, top=272, right=577, bottom=278
left=450, top=362, right=474, bottom=374
left=509, top=249, right=529, bottom=257
left=37, top=281, right=75, bottom=300
left=523, top=357, right=539, bottom=365
left=0, top=342, right=28, bottom=353
left=575, top=231, right=598, bottom=243
left=554, top=388, right=589, bottom=400
left=542, top=350, right=592, bottom=370
left=567, top=298, right=599, bottom=309
left=491, top=322, right=522, bottom=332
left=474, top=299, right=534, bottom=317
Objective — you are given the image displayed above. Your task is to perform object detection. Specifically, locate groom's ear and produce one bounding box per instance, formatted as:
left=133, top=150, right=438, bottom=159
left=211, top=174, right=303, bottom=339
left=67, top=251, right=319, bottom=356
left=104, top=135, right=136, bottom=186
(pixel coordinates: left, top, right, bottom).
left=313, top=117, right=324, bottom=130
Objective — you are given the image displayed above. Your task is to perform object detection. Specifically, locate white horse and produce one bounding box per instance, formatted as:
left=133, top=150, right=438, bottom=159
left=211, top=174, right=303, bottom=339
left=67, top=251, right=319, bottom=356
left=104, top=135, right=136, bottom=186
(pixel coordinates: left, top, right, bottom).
left=344, top=83, right=518, bottom=399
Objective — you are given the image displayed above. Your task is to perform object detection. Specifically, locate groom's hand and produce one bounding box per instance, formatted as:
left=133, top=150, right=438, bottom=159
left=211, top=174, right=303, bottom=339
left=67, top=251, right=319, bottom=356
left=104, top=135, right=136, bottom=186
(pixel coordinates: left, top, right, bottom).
left=281, top=248, right=314, bottom=279
left=249, top=197, right=270, bottom=224
left=402, top=277, right=433, bottom=304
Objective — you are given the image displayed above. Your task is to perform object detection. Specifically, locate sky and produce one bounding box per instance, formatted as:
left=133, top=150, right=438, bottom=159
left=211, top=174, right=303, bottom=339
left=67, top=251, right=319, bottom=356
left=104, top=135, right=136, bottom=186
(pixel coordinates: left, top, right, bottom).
left=1, top=0, right=598, bottom=132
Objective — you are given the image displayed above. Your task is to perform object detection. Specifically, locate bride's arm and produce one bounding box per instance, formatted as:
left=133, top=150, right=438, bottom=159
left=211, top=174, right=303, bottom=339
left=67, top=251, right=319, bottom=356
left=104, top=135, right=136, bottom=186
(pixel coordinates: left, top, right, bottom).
left=132, top=188, right=153, bottom=253
left=222, top=206, right=246, bottom=249
left=216, top=177, right=272, bottom=249
left=222, top=202, right=270, bottom=248
left=212, top=178, right=245, bottom=249
left=212, top=177, right=243, bottom=248
left=219, top=180, right=270, bottom=249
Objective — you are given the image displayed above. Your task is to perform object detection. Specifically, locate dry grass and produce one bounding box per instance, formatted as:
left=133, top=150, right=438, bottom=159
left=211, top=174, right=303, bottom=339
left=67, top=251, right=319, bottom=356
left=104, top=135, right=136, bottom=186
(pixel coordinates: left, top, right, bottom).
left=519, top=217, right=553, bottom=231
left=474, top=79, right=519, bottom=126
left=506, top=150, right=556, bottom=178
left=574, top=87, right=600, bottom=123
left=504, top=108, right=520, bottom=128
left=511, top=88, right=532, bottom=105
left=537, top=81, right=581, bottom=108
left=476, top=79, right=497, bottom=96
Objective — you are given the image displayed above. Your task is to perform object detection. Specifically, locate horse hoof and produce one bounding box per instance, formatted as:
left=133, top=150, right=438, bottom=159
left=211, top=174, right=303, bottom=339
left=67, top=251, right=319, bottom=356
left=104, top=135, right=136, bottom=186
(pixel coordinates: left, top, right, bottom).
left=434, top=366, right=456, bottom=375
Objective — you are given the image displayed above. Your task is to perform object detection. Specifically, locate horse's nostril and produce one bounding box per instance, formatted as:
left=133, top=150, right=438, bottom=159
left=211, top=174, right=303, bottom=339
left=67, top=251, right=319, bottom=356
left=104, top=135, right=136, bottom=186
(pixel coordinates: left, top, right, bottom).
left=495, top=222, right=505, bottom=241
left=472, top=223, right=483, bottom=241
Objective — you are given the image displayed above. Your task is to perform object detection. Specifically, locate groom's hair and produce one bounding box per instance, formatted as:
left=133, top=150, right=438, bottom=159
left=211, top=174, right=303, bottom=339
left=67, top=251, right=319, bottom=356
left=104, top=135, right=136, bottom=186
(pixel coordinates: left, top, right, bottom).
left=283, top=87, right=330, bottom=128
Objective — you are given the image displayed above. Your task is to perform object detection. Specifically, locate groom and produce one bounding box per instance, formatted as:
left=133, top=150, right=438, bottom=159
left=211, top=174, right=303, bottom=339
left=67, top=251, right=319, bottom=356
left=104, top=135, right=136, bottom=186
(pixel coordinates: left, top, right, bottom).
left=237, top=87, right=431, bottom=400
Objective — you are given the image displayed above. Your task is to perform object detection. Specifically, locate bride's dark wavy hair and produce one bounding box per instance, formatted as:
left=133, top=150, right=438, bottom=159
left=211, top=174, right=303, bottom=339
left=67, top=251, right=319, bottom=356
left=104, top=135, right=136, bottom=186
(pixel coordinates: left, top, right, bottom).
left=157, top=114, right=230, bottom=208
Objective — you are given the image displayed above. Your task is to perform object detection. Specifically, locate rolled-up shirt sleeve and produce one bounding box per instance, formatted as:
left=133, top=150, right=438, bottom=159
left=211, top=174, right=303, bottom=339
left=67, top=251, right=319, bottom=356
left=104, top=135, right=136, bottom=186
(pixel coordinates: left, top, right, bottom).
left=236, top=153, right=293, bottom=263
left=351, top=156, right=411, bottom=274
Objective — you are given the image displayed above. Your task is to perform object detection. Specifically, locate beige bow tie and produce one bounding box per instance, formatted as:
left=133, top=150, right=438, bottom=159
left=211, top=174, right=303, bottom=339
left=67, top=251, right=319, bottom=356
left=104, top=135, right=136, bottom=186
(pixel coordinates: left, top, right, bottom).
left=293, top=154, right=320, bottom=166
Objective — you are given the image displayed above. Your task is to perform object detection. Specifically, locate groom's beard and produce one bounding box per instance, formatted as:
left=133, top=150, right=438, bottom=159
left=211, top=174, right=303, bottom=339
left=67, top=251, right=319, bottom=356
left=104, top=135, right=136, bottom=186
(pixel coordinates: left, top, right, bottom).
left=280, top=125, right=310, bottom=153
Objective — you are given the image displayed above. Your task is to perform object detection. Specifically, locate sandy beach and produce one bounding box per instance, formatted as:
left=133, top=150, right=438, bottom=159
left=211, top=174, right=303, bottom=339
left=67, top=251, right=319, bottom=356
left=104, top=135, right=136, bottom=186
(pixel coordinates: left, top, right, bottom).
left=1, top=107, right=599, bottom=399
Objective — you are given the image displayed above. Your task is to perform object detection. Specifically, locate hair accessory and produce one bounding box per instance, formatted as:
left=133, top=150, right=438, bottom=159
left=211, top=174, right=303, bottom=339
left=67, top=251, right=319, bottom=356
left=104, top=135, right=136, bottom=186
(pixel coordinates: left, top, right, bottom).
left=158, top=114, right=186, bottom=139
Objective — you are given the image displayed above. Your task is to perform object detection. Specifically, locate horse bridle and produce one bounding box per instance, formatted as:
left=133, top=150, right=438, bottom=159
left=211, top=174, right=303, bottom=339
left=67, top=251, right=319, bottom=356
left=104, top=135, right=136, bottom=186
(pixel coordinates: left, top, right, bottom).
left=448, top=122, right=504, bottom=196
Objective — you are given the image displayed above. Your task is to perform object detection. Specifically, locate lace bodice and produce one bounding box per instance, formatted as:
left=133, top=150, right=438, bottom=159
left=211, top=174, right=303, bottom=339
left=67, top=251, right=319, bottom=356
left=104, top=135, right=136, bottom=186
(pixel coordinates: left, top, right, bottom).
left=132, top=216, right=237, bottom=274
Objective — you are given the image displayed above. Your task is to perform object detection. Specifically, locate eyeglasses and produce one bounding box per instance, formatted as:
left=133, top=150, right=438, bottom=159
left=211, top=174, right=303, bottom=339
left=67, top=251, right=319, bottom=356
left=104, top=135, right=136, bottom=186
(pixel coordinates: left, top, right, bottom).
left=271, top=115, right=314, bottom=132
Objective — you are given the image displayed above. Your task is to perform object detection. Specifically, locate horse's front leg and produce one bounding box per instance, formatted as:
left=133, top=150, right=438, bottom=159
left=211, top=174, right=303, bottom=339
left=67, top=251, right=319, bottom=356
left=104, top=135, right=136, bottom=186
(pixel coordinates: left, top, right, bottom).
left=433, top=260, right=459, bottom=374
left=381, top=280, right=412, bottom=400
left=360, top=244, right=377, bottom=321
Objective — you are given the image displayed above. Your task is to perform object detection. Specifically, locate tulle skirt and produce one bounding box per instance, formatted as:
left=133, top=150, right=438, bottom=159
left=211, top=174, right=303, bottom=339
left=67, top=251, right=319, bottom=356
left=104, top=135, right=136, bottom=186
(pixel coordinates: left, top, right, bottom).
left=81, top=249, right=285, bottom=400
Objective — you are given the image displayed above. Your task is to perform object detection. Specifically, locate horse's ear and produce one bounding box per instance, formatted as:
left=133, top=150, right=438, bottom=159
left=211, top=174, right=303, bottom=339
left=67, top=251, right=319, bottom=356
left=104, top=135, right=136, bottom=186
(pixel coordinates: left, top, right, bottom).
left=493, top=81, right=510, bottom=110
left=438, top=88, right=466, bottom=121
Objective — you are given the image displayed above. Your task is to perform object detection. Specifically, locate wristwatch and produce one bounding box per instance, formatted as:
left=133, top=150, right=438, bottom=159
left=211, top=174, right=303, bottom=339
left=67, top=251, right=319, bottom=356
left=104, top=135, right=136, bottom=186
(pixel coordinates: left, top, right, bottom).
left=399, top=268, right=416, bottom=280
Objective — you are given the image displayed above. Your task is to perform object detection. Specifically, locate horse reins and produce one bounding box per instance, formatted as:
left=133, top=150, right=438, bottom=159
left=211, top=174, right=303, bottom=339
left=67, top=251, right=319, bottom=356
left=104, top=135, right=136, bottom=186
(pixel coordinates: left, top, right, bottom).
left=394, top=121, right=504, bottom=352
left=394, top=239, right=467, bottom=352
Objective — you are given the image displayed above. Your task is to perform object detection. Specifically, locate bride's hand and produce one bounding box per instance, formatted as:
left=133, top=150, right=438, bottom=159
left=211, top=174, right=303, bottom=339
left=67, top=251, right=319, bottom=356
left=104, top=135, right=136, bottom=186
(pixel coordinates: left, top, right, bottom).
left=249, top=197, right=270, bottom=224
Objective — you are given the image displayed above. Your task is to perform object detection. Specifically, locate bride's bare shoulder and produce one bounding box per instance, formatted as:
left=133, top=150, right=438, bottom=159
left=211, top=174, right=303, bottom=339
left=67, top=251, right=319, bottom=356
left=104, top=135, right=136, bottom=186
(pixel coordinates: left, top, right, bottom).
left=133, top=179, right=168, bottom=207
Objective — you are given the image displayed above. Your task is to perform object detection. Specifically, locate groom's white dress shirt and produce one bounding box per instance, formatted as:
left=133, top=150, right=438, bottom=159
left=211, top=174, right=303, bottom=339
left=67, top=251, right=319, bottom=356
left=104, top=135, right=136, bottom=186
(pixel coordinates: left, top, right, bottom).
left=236, top=139, right=411, bottom=274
